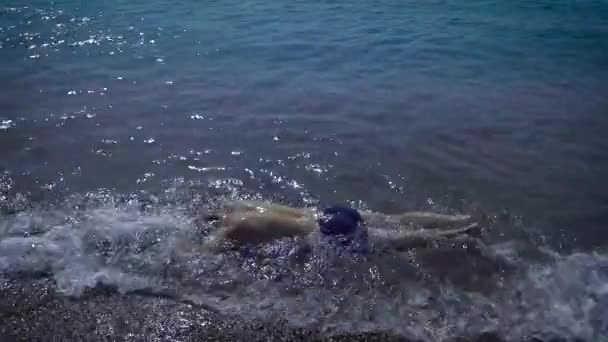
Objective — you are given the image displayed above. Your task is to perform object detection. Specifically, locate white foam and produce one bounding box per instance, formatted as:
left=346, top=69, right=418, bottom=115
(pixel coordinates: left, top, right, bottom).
left=0, top=192, right=605, bottom=340
left=0, top=202, right=195, bottom=296
left=0, top=119, right=15, bottom=130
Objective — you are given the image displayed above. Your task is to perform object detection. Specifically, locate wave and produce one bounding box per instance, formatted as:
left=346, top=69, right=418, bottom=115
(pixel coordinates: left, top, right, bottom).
left=0, top=184, right=605, bottom=341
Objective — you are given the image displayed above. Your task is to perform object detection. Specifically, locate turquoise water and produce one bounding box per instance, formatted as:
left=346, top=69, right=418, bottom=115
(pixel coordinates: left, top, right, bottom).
left=1, top=1, right=608, bottom=340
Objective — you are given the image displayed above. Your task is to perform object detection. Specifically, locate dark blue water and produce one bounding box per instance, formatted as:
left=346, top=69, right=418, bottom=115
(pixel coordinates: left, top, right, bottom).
left=1, top=1, right=608, bottom=340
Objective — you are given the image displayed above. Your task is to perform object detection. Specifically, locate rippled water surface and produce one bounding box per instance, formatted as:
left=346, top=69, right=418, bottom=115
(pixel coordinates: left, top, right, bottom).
left=1, top=1, right=607, bottom=340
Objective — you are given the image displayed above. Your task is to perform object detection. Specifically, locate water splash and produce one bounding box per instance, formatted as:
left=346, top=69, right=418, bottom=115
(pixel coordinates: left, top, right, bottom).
left=0, top=184, right=604, bottom=340
left=0, top=196, right=194, bottom=296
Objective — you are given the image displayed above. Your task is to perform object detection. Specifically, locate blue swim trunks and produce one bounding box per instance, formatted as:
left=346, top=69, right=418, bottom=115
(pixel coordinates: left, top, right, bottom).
left=318, top=205, right=369, bottom=253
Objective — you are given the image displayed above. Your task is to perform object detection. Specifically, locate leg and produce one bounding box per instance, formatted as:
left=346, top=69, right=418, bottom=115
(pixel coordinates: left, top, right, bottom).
left=360, top=210, right=472, bottom=229
left=417, top=222, right=480, bottom=239
left=369, top=223, right=480, bottom=250
left=360, top=211, right=403, bottom=227
left=398, top=211, right=472, bottom=228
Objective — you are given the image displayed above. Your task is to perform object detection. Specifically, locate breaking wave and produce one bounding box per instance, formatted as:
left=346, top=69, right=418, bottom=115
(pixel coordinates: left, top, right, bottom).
left=0, top=180, right=606, bottom=341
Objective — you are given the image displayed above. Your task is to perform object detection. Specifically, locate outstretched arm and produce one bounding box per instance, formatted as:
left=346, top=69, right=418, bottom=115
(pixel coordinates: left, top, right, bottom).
left=368, top=222, right=480, bottom=250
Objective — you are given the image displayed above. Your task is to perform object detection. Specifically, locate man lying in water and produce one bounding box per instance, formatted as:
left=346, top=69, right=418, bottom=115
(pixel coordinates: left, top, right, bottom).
left=199, top=200, right=480, bottom=254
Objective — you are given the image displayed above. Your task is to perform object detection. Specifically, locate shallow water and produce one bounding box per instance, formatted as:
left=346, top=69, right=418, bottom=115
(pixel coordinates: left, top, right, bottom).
left=1, top=185, right=606, bottom=340
left=1, top=1, right=607, bottom=340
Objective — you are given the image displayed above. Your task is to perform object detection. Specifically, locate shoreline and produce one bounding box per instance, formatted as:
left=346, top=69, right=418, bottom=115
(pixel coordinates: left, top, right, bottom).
left=0, top=277, right=568, bottom=342
left=0, top=277, right=414, bottom=342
